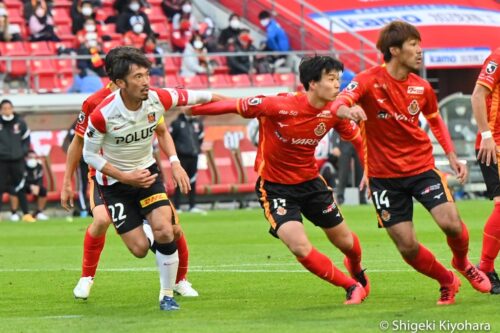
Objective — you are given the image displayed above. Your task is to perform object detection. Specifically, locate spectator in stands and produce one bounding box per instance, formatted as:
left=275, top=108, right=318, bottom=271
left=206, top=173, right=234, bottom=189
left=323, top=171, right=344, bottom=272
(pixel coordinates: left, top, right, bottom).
left=113, top=0, right=146, bottom=15
left=0, top=5, right=22, bottom=42
left=171, top=19, right=192, bottom=52
left=116, top=0, right=152, bottom=35
left=161, top=0, right=182, bottom=22
left=198, top=17, right=216, bottom=52
left=172, top=0, right=197, bottom=31
left=123, top=20, right=147, bottom=48
left=76, top=17, right=103, bottom=48
left=0, top=99, right=36, bottom=223
left=76, top=38, right=107, bottom=77
left=24, top=0, right=49, bottom=22
left=71, top=0, right=98, bottom=34
left=142, top=35, right=164, bottom=77
left=258, top=10, right=290, bottom=53
left=169, top=112, right=206, bottom=214
left=10, top=150, right=49, bottom=220
left=180, top=34, right=210, bottom=77
left=28, top=4, right=60, bottom=41
left=67, top=67, right=104, bottom=93
left=226, top=29, right=256, bottom=75
left=218, top=13, right=241, bottom=50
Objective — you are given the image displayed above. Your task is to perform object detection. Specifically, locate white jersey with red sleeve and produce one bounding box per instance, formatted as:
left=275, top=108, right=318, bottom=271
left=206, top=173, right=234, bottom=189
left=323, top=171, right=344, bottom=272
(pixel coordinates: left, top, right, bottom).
left=82, top=87, right=206, bottom=186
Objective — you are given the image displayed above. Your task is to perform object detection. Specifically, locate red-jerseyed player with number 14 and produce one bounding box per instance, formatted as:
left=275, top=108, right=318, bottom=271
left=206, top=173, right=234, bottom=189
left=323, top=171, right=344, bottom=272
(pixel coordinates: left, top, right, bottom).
left=333, top=21, right=491, bottom=305
left=472, top=47, right=500, bottom=294
left=189, top=55, right=369, bottom=305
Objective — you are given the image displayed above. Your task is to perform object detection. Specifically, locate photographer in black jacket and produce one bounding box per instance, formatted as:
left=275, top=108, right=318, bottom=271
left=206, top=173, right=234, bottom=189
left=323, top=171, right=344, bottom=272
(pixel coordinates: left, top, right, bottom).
left=0, top=100, right=36, bottom=222
left=169, top=113, right=205, bottom=214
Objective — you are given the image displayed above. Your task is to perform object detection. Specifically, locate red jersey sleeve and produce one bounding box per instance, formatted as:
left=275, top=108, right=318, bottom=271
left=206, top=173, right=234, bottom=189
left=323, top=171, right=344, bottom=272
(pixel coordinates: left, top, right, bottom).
left=74, top=100, right=93, bottom=137
left=477, top=48, right=500, bottom=91
left=334, top=78, right=367, bottom=108
left=334, top=119, right=360, bottom=142
left=237, top=96, right=280, bottom=118
left=89, top=110, right=107, bottom=133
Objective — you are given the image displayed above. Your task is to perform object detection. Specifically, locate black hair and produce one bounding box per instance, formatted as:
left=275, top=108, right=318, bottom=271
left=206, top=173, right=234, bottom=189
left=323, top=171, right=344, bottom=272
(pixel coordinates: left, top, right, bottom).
left=108, top=47, right=151, bottom=82
left=299, top=55, right=344, bottom=90
left=258, top=10, right=270, bottom=20
left=229, top=13, right=239, bottom=21
left=0, top=99, right=13, bottom=108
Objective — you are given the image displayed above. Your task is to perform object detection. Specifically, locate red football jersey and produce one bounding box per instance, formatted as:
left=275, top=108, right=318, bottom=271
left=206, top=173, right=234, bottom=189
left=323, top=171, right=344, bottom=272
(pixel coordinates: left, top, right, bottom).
left=236, top=93, right=360, bottom=184
left=335, top=65, right=439, bottom=178
left=475, top=47, right=500, bottom=149
left=74, top=85, right=113, bottom=177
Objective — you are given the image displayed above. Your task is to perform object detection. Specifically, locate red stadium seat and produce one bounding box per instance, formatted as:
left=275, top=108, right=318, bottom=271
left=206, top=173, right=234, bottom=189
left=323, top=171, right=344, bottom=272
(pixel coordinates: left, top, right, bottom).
left=54, top=57, right=74, bottom=75
left=208, top=140, right=242, bottom=193
left=251, top=73, right=275, bottom=87
left=164, top=56, right=181, bottom=75
left=51, top=8, right=72, bottom=25
left=102, top=40, right=122, bottom=53
left=210, top=56, right=229, bottom=74
left=273, top=72, right=296, bottom=88
left=235, top=138, right=258, bottom=184
left=229, top=74, right=251, bottom=87
left=165, top=75, right=181, bottom=88
left=31, top=74, right=61, bottom=93
left=180, top=75, right=208, bottom=89
left=144, top=6, right=167, bottom=24
left=95, top=6, right=116, bottom=22
left=0, top=42, right=28, bottom=77
left=99, top=24, right=122, bottom=41
left=47, top=146, right=68, bottom=194
left=53, top=0, right=72, bottom=9
left=151, top=22, right=170, bottom=42
left=57, top=75, right=74, bottom=91
left=208, top=74, right=232, bottom=88
left=27, top=42, right=54, bottom=56
left=30, top=59, right=56, bottom=75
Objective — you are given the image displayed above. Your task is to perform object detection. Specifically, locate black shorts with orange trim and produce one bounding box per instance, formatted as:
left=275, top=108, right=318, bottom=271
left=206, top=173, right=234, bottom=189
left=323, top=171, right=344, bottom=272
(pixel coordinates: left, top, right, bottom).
left=477, top=150, right=500, bottom=199
left=255, top=176, right=344, bottom=238
left=89, top=177, right=104, bottom=214
left=98, top=164, right=175, bottom=234
left=369, top=169, right=453, bottom=228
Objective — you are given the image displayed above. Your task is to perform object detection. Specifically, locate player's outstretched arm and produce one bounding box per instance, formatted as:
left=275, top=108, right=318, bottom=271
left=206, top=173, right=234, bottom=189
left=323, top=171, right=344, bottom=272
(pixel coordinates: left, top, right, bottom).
left=60, top=135, right=84, bottom=211
left=190, top=98, right=240, bottom=116
left=155, top=122, right=191, bottom=194
left=472, top=83, right=496, bottom=166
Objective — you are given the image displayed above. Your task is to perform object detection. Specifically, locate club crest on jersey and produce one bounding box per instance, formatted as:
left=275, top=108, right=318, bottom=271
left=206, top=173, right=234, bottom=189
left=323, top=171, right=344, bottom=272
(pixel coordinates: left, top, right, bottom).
left=407, top=86, right=424, bottom=95
left=381, top=210, right=391, bottom=222
left=486, top=61, right=498, bottom=75
left=147, top=112, right=156, bottom=123
left=407, top=100, right=420, bottom=115
left=276, top=206, right=287, bottom=216
left=345, top=81, right=358, bottom=92
left=314, top=122, right=327, bottom=136
left=77, top=111, right=85, bottom=124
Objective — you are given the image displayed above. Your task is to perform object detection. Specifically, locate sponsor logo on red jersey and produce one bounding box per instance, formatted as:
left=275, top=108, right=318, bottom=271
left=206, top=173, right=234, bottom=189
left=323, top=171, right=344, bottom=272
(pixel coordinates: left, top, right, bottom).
left=314, top=122, right=327, bottom=136
left=407, top=86, right=425, bottom=94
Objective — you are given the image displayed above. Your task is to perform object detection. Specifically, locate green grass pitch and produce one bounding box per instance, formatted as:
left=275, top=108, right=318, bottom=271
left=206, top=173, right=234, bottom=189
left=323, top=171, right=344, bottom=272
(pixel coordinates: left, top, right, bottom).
left=0, top=200, right=498, bottom=333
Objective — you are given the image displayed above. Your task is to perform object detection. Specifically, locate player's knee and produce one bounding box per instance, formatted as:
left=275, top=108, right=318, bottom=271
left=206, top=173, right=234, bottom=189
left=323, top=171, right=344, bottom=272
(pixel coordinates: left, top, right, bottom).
left=398, top=242, right=419, bottom=259
left=153, top=225, right=175, bottom=244
left=128, top=241, right=150, bottom=258
left=288, top=242, right=312, bottom=257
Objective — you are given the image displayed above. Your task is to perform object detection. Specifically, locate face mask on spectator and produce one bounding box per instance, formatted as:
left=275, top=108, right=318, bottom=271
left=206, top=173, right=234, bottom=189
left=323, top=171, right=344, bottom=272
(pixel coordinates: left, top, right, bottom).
left=129, top=2, right=140, bottom=12
left=260, top=18, right=270, bottom=27
left=0, top=8, right=6, bottom=16
left=85, top=24, right=96, bottom=32
left=1, top=114, right=14, bottom=121
left=132, top=23, right=144, bottom=33
left=35, top=8, right=45, bottom=18
left=82, top=6, right=93, bottom=16
left=182, top=4, right=192, bottom=13
left=230, top=19, right=240, bottom=30
left=26, top=158, right=37, bottom=169
left=193, top=40, right=203, bottom=49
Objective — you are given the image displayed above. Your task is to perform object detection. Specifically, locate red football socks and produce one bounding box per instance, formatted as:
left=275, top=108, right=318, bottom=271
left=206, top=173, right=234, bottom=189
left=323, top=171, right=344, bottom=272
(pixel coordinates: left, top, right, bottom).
left=403, top=244, right=453, bottom=285
left=341, top=232, right=362, bottom=273
left=176, top=234, right=189, bottom=283
left=297, top=247, right=356, bottom=289
left=480, top=202, right=500, bottom=273
left=447, top=222, right=470, bottom=271
left=81, top=228, right=106, bottom=277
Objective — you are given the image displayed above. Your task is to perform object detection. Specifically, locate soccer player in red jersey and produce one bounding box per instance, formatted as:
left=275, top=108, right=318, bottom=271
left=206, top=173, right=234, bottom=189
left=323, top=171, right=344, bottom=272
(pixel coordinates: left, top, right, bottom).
left=61, top=47, right=198, bottom=301
left=333, top=21, right=491, bottom=304
left=472, top=47, right=500, bottom=294
left=189, top=56, right=369, bottom=305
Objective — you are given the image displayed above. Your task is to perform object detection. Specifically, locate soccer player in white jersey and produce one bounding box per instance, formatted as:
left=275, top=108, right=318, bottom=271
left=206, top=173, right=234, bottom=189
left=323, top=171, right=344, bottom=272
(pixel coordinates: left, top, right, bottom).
left=82, top=49, right=221, bottom=311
